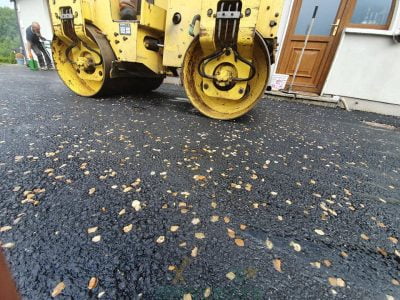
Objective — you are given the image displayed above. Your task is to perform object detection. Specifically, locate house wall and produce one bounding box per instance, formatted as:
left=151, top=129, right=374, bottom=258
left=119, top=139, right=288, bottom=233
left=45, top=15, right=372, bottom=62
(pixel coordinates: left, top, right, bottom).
left=322, top=29, right=400, bottom=105
left=14, top=0, right=52, bottom=55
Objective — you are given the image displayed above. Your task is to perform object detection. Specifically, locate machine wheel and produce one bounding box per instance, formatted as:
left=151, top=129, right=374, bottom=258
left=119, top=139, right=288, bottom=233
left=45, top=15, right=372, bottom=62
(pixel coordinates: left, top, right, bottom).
left=117, top=77, right=164, bottom=93
left=182, top=33, right=270, bottom=120
left=52, top=25, right=116, bottom=97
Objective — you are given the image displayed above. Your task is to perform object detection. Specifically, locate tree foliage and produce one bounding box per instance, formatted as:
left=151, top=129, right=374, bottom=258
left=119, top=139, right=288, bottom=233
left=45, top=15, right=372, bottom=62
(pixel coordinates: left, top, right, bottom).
left=0, top=7, right=20, bottom=63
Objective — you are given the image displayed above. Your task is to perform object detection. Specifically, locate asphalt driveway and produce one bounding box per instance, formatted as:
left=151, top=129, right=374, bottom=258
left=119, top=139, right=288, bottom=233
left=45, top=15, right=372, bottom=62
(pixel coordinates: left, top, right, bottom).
left=0, top=65, right=399, bottom=299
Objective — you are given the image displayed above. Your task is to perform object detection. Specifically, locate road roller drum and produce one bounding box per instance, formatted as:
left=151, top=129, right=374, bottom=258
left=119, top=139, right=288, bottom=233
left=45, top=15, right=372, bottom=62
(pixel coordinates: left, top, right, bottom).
left=48, top=0, right=284, bottom=119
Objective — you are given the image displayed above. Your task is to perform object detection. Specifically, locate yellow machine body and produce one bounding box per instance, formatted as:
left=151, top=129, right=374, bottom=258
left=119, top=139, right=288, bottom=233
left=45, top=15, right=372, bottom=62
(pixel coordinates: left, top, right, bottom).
left=49, top=0, right=284, bottom=119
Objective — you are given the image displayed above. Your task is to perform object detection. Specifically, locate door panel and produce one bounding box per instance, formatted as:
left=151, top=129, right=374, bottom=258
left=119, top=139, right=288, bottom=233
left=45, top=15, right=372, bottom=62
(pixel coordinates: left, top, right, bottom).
left=277, top=0, right=350, bottom=94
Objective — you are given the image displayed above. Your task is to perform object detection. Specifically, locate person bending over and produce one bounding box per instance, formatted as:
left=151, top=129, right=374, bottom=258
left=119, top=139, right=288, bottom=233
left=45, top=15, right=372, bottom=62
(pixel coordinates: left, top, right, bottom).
left=26, top=22, right=53, bottom=70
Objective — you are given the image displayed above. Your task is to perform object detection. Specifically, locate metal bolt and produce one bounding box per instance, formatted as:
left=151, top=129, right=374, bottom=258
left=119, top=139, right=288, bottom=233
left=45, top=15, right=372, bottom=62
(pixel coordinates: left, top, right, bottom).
left=239, top=88, right=244, bottom=94
left=245, top=8, right=251, bottom=16
left=204, top=83, right=209, bottom=90
left=207, top=9, right=213, bottom=17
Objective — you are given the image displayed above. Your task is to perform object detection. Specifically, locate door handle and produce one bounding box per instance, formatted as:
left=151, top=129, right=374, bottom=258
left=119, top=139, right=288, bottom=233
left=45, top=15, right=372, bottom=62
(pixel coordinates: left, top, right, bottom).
left=331, top=19, right=341, bottom=36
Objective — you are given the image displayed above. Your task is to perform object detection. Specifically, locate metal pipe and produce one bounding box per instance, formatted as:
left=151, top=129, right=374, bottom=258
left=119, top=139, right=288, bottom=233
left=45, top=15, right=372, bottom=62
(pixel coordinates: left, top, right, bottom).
left=289, top=6, right=319, bottom=93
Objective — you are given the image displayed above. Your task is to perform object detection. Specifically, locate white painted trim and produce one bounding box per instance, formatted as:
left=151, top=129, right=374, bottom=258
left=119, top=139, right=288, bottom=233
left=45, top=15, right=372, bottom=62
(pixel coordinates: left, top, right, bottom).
left=271, top=0, right=295, bottom=74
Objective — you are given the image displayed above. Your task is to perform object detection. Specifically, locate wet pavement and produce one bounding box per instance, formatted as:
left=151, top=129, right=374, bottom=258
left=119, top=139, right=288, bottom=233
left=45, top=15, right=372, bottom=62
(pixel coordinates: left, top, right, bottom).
left=0, top=65, right=399, bottom=299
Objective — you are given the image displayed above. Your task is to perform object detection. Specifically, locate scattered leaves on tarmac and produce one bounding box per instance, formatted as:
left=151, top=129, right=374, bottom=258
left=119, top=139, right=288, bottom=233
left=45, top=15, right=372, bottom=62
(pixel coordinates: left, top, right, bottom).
left=328, top=277, right=346, bottom=287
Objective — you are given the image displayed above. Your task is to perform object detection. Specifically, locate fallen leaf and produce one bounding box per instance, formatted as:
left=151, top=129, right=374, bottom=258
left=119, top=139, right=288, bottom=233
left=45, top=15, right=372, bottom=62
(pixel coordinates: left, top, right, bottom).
left=388, top=237, right=398, bottom=244
left=51, top=282, right=65, bottom=297
left=118, top=209, right=126, bottom=216
left=310, top=262, right=321, bottom=268
left=227, top=228, right=235, bottom=239
left=314, top=229, right=325, bottom=236
left=273, top=259, right=282, bottom=272
left=170, top=225, right=179, bottom=232
left=323, top=260, right=332, bottom=267
left=226, top=272, right=236, bottom=280
left=131, top=200, right=141, bottom=211
left=87, top=227, right=98, bottom=234
left=191, top=218, right=200, bottom=225
left=204, top=287, right=212, bottom=298
left=123, top=187, right=133, bottom=193
left=193, top=175, right=206, bottom=181
left=88, top=277, right=98, bottom=290
left=245, top=184, right=252, bottom=191
left=168, top=265, right=176, bottom=271
left=290, top=241, right=302, bottom=252
left=123, top=224, right=133, bottom=233
left=223, top=216, right=230, bottom=223
left=195, top=232, right=205, bottom=239
left=240, top=224, right=247, bottom=230
left=156, top=236, right=165, bottom=244
left=210, top=215, right=219, bottom=223
left=234, top=239, right=245, bottom=247
left=211, top=202, right=217, bottom=208
left=328, top=277, right=346, bottom=287
left=360, top=233, right=370, bottom=240
left=392, top=279, right=399, bottom=286
left=191, top=247, right=198, bottom=257
left=92, top=235, right=101, bottom=243
left=0, top=226, right=12, bottom=232
left=183, top=293, right=192, bottom=300
left=1, top=242, right=15, bottom=249
left=88, top=188, right=96, bottom=195
left=265, top=239, right=274, bottom=250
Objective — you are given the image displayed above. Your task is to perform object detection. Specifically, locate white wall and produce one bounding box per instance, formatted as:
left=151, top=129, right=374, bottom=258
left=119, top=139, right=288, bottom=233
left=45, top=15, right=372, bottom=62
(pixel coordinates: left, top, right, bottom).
left=15, top=0, right=52, bottom=54
left=322, top=29, right=400, bottom=105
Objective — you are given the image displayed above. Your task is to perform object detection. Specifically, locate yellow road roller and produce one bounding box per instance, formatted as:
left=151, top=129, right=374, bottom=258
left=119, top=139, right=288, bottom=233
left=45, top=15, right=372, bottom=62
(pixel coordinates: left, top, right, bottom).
left=49, top=0, right=284, bottom=119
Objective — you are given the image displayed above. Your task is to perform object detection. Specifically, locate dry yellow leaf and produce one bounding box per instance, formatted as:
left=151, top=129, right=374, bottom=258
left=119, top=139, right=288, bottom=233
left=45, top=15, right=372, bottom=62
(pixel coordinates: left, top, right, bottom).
left=240, top=224, right=247, bottom=230
left=265, top=239, right=274, bottom=250
left=210, top=215, right=219, bottom=223
left=211, top=202, right=217, bottom=208
left=314, top=229, right=325, bottom=236
left=88, top=188, right=96, bottom=195
left=118, top=209, right=126, bottom=216
left=191, top=218, right=200, bottom=225
left=251, top=174, right=258, bottom=180
left=328, top=277, right=346, bottom=287
left=51, top=282, right=65, bottom=297
left=0, top=226, right=12, bottom=232
left=273, top=259, right=282, bottom=272
left=245, top=184, right=252, bottom=191
left=88, top=277, right=98, bottom=290
left=340, top=251, right=349, bottom=258
left=156, top=236, right=165, bottom=244
left=323, top=260, right=332, bottom=267
left=195, top=232, right=205, bottom=239
left=123, top=224, right=133, bottom=233
left=204, top=287, right=212, bottom=298
left=131, top=200, right=141, bottom=211
left=191, top=247, right=198, bottom=257
left=234, top=239, right=245, bottom=247
left=227, top=228, right=235, bottom=239
left=310, top=262, right=321, bottom=268
left=392, top=279, right=399, bottom=286
left=168, top=265, right=176, bottom=271
left=193, top=175, right=206, bottom=181
left=388, top=237, right=398, bottom=244
left=123, top=187, right=133, bottom=193
left=290, top=241, right=302, bottom=252
left=92, top=235, right=101, bottom=243
left=183, top=293, right=192, bottom=300
left=224, top=216, right=230, bottom=223
left=170, top=225, right=179, bottom=232
left=226, top=272, right=236, bottom=280
left=87, top=227, right=98, bottom=234
left=360, top=233, right=370, bottom=240
left=1, top=242, right=15, bottom=249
